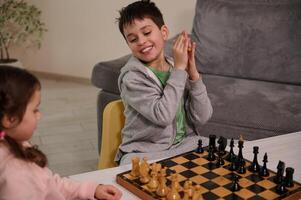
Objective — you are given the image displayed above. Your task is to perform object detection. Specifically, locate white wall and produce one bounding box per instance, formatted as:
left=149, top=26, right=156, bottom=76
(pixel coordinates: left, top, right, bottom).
left=14, top=0, right=196, bottom=79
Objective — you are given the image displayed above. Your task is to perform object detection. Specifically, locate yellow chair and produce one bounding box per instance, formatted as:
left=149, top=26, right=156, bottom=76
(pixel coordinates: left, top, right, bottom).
left=98, top=100, right=125, bottom=169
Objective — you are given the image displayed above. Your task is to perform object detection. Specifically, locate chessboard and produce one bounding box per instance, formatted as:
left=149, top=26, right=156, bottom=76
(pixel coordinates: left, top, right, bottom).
left=116, top=138, right=301, bottom=200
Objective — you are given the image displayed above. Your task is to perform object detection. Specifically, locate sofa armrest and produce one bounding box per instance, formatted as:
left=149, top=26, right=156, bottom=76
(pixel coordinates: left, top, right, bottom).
left=91, top=54, right=131, bottom=93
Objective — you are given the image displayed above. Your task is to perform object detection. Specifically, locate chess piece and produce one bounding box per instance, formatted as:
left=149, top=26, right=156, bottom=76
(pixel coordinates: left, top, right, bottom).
left=216, top=150, right=225, bottom=168
left=192, top=185, right=203, bottom=200
left=284, top=167, right=294, bottom=187
left=207, top=145, right=216, bottom=161
left=156, top=169, right=169, bottom=197
left=217, top=136, right=227, bottom=156
left=183, top=180, right=194, bottom=200
left=228, top=154, right=237, bottom=171
left=196, top=139, right=204, bottom=153
left=225, top=138, right=236, bottom=162
left=237, top=159, right=246, bottom=174
left=276, top=180, right=287, bottom=194
left=236, top=135, right=244, bottom=164
left=139, top=157, right=150, bottom=184
left=259, top=153, right=270, bottom=177
left=151, top=163, right=161, bottom=174
left=248, top=146, right=260, bottom=172
left=170, top=173, right=180, bottom=191
left=166, top=174, right=181, bottom=200
left=130, top=157, right=140, bottom=177
left=160, top=166, right=167, bottom=177
left=208, top=134, right=217, bottom=152
left=231, top=174, right=241, bottom=192
left=236, top=135, right=246, bottom=174
left=183, top=189, right=190, bottom=200
left=274, top=160, right=285, bottom=184
left=147, top=170, right=159, bottom=191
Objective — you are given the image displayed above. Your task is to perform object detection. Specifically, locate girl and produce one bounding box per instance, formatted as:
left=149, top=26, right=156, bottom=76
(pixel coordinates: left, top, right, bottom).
left=0, top=66, right=122, bottom=200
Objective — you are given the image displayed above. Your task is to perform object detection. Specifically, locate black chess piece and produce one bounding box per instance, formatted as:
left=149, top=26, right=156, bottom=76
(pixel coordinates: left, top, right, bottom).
left=216, top=149, right=225, bottom=168
left=276, top=180, right=287, bottom=194
left=208, top=134, right=217, bottom=152
left=207, top=145, right=216, bottom=161
left=235, top=137, right=245, bottom=172
left=225, top=138, right=236, bottom=162
left=217, top=136, right=227, bottom=156
left=259, top=153, right=270, bottom=177
left=228, top=154, right=237, bottom=171
left=274, top=161, right=285, bottom=184
left=196, top=139, right=204, bottom=153
left=231, top=174, right=241, bottom=192
left=248, top=146, right=260, bottom=172
left=284, top=167, right=294, bottom=188
left=237, top=160, right=246, bottom=174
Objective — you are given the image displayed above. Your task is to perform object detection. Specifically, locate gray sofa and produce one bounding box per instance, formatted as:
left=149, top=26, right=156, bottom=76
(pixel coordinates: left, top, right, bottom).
left=92, top=0, right=301, bottom=152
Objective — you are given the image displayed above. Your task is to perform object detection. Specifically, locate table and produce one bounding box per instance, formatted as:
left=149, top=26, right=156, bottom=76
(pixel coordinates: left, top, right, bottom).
left=70, top=131, right=301, bottom=199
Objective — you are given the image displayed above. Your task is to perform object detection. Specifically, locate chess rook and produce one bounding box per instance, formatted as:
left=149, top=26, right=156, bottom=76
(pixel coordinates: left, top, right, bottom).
left=284, top=167, right=294, bottom=187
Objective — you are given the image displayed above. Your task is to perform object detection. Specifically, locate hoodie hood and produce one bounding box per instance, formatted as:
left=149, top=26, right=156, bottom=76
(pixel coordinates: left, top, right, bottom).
left=118, top=55, right=174, bottom=93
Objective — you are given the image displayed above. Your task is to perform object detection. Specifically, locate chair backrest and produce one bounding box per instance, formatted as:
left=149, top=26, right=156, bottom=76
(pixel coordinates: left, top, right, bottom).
left=98, top=99, right=124, bottom=169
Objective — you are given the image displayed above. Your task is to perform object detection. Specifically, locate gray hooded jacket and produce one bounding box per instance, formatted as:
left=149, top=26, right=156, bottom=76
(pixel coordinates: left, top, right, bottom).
left=116, top=55, right=213, bottom=160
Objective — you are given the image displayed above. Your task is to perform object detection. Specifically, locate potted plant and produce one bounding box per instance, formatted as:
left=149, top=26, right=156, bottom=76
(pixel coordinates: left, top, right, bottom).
left=0, top=0, right=47, bottom=66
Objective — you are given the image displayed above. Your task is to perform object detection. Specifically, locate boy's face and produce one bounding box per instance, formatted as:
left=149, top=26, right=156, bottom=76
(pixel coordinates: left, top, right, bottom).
left=123, top=18, right=169, bottom=64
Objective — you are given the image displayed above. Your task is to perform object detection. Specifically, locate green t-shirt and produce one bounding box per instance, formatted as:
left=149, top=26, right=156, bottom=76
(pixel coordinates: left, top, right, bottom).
left=148, top=67, right=185, bottom=144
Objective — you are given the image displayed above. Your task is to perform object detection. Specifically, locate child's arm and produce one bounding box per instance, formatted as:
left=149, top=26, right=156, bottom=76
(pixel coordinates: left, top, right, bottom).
left=185, top=79, right=213, bottom=127
left=121, top=69, right=187, bottom=126
left=182, top=33, right=212, bottom=127
left=51, top=171, right=121, bottom=200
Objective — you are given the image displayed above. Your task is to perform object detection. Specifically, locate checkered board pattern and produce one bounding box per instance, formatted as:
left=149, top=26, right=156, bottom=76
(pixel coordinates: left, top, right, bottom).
left=116, top=148, right=301, bottom=200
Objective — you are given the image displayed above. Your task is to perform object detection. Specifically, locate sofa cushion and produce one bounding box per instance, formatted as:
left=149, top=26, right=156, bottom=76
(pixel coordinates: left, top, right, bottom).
left=192, top=0, right=301, bottom=84
left=201, top=74, right=301, bottom=140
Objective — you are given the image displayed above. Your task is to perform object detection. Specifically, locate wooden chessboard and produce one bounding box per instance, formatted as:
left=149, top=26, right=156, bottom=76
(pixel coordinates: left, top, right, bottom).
left=116, top=147, right=301, bottom=200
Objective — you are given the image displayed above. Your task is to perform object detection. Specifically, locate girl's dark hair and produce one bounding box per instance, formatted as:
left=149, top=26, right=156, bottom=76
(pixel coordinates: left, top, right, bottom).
left=117, top=0, right=165, bottom=37
left=0, top=65, right=47, bottom=167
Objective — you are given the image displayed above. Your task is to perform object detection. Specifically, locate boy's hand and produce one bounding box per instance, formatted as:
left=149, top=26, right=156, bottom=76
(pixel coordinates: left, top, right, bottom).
left=187, top=41, right=200, bottom=81
left=172, top=31, right=189, bottom=70
left=95, top=184, right=122, bottom=200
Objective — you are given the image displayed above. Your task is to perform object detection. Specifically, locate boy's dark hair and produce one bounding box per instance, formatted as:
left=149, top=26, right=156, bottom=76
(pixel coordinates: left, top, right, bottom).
left=117, top=0, right=165, bottom=37
left=0, top=65, right=47, bottom=168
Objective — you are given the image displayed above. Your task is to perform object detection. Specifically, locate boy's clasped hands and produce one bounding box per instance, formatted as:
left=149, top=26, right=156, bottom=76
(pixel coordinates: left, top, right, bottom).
left=173, top=31, right=200, bottom=81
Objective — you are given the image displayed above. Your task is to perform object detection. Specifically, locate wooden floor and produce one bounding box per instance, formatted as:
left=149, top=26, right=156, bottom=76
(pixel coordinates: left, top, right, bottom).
left=30, top=76, right=100, bottom=177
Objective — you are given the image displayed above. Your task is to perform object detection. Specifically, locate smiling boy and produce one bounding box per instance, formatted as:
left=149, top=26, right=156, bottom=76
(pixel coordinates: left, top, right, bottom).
left=116, top=0, right=213, bottom=165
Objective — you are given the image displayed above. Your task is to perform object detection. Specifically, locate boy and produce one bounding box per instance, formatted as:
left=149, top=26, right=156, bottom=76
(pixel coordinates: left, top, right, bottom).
left=116, top=0, right=213, bottom=165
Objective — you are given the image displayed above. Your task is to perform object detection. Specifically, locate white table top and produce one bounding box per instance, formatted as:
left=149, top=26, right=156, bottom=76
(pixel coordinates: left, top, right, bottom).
left=70, top=131, right=301, bottom=200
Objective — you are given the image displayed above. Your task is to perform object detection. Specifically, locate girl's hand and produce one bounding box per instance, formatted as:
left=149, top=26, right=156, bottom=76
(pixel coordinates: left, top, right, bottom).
left=94, top=184, right=122, bottom=200
left=187, top=41, right=200, bottom=81
left=172, top=31, right=189, bottom=70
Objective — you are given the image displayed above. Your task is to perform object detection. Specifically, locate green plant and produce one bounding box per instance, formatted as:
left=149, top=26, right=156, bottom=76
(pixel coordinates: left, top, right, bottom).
left=0, top=0, right=47, bottom=63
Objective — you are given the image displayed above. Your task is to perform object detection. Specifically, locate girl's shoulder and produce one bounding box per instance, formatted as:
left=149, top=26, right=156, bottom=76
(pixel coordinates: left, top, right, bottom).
left=0, top=142, right=10, bottom=156
left=0, top=142, right=12, bottom=167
